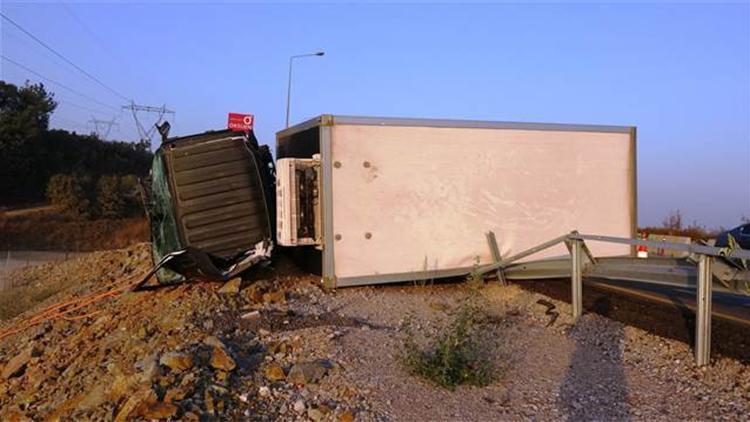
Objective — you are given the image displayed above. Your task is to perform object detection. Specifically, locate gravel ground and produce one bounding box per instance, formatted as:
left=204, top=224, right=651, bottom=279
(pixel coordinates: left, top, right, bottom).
left=306, top=281, right=750, bottom=420
left=1, top=246, right=749, bottom=420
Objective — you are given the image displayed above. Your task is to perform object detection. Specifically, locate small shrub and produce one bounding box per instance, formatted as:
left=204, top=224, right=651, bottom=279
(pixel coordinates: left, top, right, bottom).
left=97, top=175, right=125, bottom=218
left=662, top=209, right=683, bottom=232
left=95, top=174, right=142, bottom=219
left=465, top=257, right=485, bottom=291
left=401, top=303, right=494, bottom=389
left=641, top=209, right=716, bottom=240
left=46, top=174, right=93, bottom=219
left=120, top=174, right=143, bottom=215
left=413, top=257, right=436, bottom=289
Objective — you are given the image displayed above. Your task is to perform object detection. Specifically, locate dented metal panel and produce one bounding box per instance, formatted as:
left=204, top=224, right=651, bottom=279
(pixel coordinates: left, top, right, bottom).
left=160, top=130, right=273, bottom=259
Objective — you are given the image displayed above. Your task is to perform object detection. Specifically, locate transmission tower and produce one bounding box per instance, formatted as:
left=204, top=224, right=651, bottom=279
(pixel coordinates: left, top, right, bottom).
left=122, top=102, right=175, bottom=147
left=88, top=116, right=118, bottom=140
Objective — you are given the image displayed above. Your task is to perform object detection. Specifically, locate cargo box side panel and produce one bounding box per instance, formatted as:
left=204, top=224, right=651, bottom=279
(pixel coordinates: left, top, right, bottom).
left=330, top=124, right=634, bottom=282
left=165, top=136, right=271, bottom=258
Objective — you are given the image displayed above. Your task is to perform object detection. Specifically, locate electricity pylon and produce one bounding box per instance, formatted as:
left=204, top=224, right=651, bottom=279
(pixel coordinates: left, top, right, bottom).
left=122, top=102, right=175, bottom=147
left=88, top=116, right=118, bottom=140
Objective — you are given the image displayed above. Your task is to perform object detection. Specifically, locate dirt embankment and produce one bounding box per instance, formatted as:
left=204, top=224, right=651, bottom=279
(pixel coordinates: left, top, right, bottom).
left=0, top=207, right=148, bottom=252
left=1, top=248, right=750, bottom=420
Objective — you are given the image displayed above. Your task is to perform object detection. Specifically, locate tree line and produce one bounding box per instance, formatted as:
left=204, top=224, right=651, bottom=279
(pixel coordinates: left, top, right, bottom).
left=0, top=81, right=153, bottom=218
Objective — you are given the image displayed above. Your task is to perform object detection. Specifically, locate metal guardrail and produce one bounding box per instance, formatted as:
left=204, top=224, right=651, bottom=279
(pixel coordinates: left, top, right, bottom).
left=571, top=233, right=750, bottom=260
left=479, top=231, right=750, bottom=367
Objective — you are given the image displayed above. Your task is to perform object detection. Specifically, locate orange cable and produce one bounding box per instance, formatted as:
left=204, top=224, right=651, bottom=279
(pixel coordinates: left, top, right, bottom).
left=0, top=272, right=152, bottom=341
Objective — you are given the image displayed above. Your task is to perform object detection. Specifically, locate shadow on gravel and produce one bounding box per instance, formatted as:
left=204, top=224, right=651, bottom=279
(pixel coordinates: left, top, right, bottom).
left=559, top=296, right=630, bottom=421
left=521, top=279, right=750, bottom=364
left=242, top=307, right=393, bottom=333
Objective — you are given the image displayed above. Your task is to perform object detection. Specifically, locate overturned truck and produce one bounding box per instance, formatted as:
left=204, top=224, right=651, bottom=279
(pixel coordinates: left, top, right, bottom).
left=148, top=115, right=636, bottom=287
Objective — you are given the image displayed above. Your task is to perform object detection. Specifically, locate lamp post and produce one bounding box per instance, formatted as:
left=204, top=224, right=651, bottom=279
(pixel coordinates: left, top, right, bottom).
left=286, top=51, right=325, bottom=127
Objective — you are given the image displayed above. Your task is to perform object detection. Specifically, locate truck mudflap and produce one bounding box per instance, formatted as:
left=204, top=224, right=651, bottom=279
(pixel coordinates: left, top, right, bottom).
left=145, top=128, right=275, bottom=284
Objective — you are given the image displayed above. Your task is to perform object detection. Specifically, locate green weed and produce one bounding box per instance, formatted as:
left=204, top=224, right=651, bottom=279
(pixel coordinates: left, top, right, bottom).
left=401, top=303, right=494, bottom=389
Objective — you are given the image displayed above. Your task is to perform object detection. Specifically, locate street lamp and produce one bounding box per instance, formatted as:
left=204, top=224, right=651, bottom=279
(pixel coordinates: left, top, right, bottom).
left=286, top=51, right=325, bottom=127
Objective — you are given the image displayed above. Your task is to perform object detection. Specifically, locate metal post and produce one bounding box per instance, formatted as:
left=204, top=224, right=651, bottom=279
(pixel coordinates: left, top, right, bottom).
left=285, top=56, right=293, bottom=128
left=485, top=231, right=506, bottom=285
left=695, top=254, right=713, bottom=366
left=571, top=239, right=583, bottom=321
left=285, top=52, right=325, bottom=128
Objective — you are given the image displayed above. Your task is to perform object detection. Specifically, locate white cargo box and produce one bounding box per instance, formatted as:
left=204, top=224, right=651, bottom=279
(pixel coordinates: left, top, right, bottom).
left=276, top=115, right=637, bottom=287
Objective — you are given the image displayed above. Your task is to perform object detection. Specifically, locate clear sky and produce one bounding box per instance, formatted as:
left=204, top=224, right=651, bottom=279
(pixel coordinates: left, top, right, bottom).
left=1, top=1, right=748, bottom=228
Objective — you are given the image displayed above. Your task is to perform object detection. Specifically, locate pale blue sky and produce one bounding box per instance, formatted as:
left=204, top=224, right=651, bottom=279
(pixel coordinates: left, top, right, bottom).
left=1, top=1, right=748, bottom=227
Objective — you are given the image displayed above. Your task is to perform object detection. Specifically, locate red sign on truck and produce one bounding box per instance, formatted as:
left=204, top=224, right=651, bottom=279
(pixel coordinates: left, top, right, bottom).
left=228, top=113, right=254, bottom=132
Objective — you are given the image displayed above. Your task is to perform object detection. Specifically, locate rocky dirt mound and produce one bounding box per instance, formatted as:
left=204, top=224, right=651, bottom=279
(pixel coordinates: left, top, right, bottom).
left=0, top=244, right=151, bottom=320
left=0, top=247, right=374, bottom=421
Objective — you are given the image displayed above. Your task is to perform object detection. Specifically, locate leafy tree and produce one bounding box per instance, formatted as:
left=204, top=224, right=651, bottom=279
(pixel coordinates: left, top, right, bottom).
left=662, top=209, right=683, bottom=232
left=0, top=81, right=153, bottom=205
left=0, top=81, right=57, bottom=200
left=0, top=81, right=56, bottom=137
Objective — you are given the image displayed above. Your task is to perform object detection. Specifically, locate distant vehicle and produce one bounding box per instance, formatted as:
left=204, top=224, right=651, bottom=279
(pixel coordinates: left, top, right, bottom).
left=715, top=223, right=750, bottom=250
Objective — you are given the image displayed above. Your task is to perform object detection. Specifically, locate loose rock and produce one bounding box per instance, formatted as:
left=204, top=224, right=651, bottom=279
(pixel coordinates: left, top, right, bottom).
left=1, top=348, right=32, bottom=379
left=138, top=401, right=179, bottom=419
left=262, top=290, right=286, bottom=304
left=308, top=407, right=325, bottom=421
left=218, top=277, right=242, bottom=294
left=241, top=310, right=261, bottom=320
left=210, top=346, right=236, bottom=372
left=286, top=359, right=333, bottom=385
left=293, top=399, right=306, bottom=414
left=338, top=410, right=356, bottom=422
left=264, top=364, right=286, bottom=381
left=244, top=284, right=265, bottom=303
left=159, top=352, right=194, bottom=372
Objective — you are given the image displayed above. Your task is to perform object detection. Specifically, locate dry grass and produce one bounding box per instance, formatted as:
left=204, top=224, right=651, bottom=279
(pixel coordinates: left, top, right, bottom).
left=0, top=207, right=148, bottom=251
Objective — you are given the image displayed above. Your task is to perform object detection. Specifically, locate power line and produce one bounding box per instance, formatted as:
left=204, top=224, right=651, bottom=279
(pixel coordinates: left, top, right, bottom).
left=1, top=54, right=121, bottom=112
left=57, top=99, right=116, bottom=117
left=60, top=2, right=122, bottom=67
left=50, top=115, right=90, bottom=131
left=0, top=11, right=131, bottom=102
left=2, top=24, right=110, bottom=91
left=1, top=25, right=52, bottom=60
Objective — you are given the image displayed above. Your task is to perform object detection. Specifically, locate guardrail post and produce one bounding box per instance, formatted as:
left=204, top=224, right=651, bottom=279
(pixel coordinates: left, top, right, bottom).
left=695, top=254, right=713, bottom=366
left=571, top=239, right=583, bottom=321
left=485, top=231, right=507, bottom=285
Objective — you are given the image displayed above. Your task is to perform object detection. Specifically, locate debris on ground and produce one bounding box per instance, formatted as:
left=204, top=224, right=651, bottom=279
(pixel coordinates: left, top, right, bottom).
left=1, top=243, right=749, bottom=420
